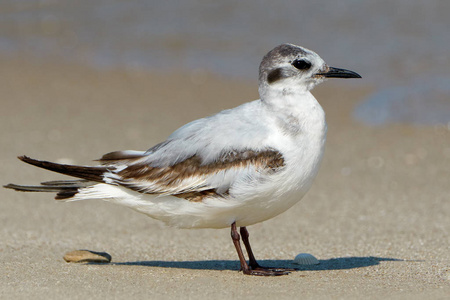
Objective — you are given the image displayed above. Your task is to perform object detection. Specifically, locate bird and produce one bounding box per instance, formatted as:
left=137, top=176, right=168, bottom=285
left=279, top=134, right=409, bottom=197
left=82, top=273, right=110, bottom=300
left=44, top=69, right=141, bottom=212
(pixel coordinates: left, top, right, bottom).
left=4, top=43, right=361, bottom=276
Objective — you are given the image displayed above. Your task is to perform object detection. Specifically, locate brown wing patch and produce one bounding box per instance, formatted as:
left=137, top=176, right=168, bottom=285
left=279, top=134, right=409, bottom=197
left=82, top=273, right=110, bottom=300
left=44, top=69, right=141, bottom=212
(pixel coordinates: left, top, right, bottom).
left=173, top=189, right=228, bottom=202
left=117, top=149, right=285, bottom=200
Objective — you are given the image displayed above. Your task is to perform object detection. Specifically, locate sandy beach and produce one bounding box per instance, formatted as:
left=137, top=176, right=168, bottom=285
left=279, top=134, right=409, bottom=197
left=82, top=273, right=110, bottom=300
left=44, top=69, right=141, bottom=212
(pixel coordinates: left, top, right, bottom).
left=1, top=58, right=449, bottom=299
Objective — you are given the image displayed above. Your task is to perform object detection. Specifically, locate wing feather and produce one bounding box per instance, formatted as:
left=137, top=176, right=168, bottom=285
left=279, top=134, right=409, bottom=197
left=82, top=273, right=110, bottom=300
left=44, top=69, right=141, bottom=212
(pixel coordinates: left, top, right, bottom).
left=105, top=148, right=285, bottom=200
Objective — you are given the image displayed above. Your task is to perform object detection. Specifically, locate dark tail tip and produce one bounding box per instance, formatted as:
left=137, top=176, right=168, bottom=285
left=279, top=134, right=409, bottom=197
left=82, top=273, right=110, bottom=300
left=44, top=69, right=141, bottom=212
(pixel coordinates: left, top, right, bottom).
left=16, top=155, right=56, bottom=172
left=3, top=183, right=17, bottom=190
left=18, top=155, right=38, bottom=165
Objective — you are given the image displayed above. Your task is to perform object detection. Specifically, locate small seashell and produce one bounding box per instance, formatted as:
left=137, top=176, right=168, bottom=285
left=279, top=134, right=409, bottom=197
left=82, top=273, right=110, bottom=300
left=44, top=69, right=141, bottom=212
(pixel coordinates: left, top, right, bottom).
left=63, top=250, right=111, bottom=263
left=293, top=253, right=320, bottom=265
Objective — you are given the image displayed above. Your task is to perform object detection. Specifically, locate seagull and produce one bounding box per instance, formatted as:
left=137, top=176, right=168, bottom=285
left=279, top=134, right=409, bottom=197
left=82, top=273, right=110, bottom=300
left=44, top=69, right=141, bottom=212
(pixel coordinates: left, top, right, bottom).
left=4, top=43, right=361, bottom=276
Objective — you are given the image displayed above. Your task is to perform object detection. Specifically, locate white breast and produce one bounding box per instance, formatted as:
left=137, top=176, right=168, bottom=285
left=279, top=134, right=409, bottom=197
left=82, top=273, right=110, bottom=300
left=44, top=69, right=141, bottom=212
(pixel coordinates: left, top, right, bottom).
left=228, top=92, right=327, bottom=226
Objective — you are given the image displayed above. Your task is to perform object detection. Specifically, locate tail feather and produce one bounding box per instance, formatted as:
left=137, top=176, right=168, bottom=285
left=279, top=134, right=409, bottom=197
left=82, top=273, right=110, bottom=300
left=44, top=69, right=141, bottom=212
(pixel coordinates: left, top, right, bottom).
left=4, top=183, right=76, bottom=193
left=4, top=180, right=95, bottom=200
left=18, top=155, right=111, bottom=182
left=55, top=190, right=80, bottom=200
left=4, top=156, right=110, bottom=201
left=41, top=180, right=91, bottom=186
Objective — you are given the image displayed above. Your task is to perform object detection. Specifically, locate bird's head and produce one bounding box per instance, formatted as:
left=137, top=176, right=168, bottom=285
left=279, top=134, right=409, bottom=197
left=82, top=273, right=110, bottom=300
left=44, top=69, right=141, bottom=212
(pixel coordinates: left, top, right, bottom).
left=258, top=43, right=361, bottom=97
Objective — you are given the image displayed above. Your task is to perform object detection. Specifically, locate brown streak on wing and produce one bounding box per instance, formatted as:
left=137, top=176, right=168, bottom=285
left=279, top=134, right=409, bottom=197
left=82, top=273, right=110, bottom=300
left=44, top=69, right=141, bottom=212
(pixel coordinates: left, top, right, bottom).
left=173, top=189, right=228, bottom=202
left=116, top=149, right=285, bottom=200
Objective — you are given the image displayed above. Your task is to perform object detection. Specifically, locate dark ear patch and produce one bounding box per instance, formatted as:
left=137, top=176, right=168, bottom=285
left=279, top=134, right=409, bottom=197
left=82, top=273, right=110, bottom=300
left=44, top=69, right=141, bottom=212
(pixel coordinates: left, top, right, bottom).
left=267, top=68, right=285, bottom=84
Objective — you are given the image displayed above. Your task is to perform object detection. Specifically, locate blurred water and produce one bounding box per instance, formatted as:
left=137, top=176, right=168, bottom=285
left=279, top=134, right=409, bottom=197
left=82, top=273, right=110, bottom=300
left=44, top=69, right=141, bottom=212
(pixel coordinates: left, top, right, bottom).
left=354, top=77, right=450, bottom=126
left=1, top=0, right=449, bottom=125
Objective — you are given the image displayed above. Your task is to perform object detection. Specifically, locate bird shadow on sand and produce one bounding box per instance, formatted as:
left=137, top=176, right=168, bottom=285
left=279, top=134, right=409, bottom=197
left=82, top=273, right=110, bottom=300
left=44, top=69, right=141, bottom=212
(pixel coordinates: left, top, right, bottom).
left=111, top=256, right=406, bottom=272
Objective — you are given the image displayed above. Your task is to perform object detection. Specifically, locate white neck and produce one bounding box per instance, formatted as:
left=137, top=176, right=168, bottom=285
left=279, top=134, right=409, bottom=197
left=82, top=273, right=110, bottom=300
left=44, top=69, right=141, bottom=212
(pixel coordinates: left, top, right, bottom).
left=258, top=80, right=327, bottom=141
left=260, top=80, right=317, bottom=109
left=258, top=76, right=324, bottom=103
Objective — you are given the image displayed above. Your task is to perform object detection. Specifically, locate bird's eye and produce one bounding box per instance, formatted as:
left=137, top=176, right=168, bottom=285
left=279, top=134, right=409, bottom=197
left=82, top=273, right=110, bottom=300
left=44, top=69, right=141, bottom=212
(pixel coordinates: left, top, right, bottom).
left=292, top=59, right=311, bottom=70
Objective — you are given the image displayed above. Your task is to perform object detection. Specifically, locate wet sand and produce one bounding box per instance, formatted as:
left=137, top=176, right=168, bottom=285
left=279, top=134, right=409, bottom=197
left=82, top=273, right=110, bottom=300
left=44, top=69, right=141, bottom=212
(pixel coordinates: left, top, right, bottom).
left=1, top=59, right=449, bottom=299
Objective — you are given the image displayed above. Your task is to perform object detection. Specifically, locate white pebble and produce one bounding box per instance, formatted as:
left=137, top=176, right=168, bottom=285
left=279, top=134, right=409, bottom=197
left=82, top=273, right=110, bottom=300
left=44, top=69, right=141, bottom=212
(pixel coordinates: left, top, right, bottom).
left=293, top=253, right=320, bottom=265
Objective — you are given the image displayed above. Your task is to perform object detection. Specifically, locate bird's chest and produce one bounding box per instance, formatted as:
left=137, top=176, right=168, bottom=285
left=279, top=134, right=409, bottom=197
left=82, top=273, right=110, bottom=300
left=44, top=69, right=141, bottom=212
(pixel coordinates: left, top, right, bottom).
left=273, top=102, right=327, bottom=188
left=275, top=114, right=303, bottom=136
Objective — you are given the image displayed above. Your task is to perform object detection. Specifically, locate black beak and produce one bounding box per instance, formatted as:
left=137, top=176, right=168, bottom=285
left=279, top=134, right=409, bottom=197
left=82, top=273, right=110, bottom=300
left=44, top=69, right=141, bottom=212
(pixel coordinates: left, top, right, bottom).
left=316, top=67, right=361, bottom=79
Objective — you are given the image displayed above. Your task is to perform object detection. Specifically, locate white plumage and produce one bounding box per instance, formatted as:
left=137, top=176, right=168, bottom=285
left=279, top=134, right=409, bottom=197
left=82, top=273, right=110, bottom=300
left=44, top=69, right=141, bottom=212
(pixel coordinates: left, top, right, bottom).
left=5, top=43, right=360, bottom=276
